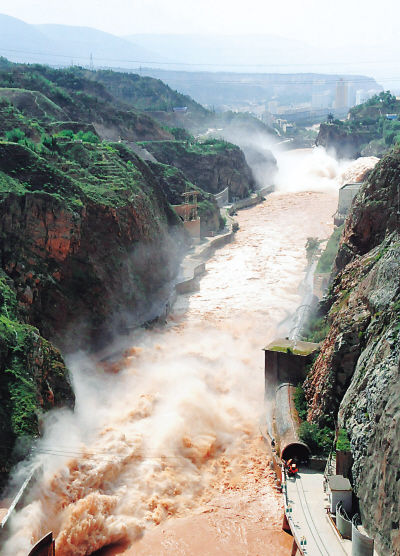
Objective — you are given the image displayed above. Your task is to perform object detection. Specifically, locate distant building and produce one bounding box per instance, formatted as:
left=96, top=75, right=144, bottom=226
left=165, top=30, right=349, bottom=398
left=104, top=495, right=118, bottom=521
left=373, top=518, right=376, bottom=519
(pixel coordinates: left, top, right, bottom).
left=268, top=100, right=279, bottom=114
left=275, top=118, right=294, bottom=133
left=335, top=79, right=349, bottom=110
left=173, top=106, right=188, bottom=113
left=311, top=90, right=331, bottom=110
left=386, top=114, right=398, bottom=120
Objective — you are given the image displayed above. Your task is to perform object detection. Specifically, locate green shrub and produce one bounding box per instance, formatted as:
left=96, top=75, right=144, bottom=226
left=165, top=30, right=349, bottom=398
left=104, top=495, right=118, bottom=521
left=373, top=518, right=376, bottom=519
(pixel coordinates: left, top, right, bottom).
left=294, top=384, right=308, bottom=421
left=336, top=428, right=351, bottom=451
left=168, top=127, right=193, bottom=141
left=41, top=133, right=58, bottom=152
left=299, top=422, right=334, bottom=456
left=302, top=316, right=330, bottom=343
left=75, top=130, right=100, bottom=144
left=56, top=129, right=74, bottom=139
left=5, top=128, right=26, bottom=142
left=316, top=225, right=344, bottom=274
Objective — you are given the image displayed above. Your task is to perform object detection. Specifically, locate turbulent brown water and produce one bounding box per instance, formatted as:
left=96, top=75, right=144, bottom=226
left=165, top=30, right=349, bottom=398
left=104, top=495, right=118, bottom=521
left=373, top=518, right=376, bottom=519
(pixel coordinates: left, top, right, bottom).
left=3, top=152, right=378, bottom=556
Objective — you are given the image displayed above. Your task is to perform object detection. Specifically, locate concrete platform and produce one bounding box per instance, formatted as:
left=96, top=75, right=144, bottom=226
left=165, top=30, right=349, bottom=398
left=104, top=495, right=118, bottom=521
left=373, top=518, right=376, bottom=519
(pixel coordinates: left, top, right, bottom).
left=285, top=467, right=352, bottom=555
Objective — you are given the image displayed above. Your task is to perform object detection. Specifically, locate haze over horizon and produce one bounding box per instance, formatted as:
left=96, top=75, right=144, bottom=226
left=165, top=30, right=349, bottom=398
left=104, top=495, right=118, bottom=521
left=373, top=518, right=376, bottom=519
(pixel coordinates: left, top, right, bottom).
left=0, top=0, right=397, bottom=47
left=0, top=0, right=399, bottom=89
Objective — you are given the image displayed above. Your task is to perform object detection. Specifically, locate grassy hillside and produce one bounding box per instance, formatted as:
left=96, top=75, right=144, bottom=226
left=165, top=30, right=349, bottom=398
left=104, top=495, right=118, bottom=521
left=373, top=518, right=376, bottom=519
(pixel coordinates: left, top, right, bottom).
left=0, top=58, right=173, bottom=141
left=86, top=68, right=207, bottom=115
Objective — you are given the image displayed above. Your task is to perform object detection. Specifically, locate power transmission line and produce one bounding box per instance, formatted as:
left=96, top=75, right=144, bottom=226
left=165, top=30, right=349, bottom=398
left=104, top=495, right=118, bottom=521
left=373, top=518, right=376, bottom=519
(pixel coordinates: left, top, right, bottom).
left=0, top=45, right=399, bottom=73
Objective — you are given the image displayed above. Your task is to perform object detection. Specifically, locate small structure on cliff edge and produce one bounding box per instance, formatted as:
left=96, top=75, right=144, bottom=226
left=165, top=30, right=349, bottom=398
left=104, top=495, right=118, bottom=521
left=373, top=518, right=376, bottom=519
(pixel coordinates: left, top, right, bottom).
left=334, top=182, right=363, bottom=226
left=263, top=337, right=320, bottom=387
left=172, top=190, right=201, bottom=241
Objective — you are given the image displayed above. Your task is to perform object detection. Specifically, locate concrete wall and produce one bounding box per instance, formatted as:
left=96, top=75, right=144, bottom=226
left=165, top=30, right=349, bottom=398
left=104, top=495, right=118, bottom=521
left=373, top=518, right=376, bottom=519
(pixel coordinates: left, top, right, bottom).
left=336, top=505, right=352, bottom=539
left=352, top=521, right=375, bottom=556
left=174, top=230, right=233, bottom=295
left=172, top=204, right=197, bottom=219
left=183, top=218, right=201, bottom=239
left=175, top=261, right=205, bottom=294
left=264, top=347, right=317, bottom=387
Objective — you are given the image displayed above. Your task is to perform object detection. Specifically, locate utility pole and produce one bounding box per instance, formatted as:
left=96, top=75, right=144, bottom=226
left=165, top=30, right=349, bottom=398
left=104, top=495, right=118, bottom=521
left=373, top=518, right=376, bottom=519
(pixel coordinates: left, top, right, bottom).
left=90, top=53, right=94, bottom=71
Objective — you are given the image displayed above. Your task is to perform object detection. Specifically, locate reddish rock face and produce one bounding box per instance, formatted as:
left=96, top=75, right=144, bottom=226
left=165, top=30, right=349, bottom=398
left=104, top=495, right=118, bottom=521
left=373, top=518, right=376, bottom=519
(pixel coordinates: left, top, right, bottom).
left=0, top=192, right=185, bottom=351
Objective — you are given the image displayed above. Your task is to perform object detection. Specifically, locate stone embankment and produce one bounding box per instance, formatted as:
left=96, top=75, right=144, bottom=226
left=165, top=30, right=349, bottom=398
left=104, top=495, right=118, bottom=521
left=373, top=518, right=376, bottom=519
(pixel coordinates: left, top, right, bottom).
left=175, top=229, right=234, bottom=294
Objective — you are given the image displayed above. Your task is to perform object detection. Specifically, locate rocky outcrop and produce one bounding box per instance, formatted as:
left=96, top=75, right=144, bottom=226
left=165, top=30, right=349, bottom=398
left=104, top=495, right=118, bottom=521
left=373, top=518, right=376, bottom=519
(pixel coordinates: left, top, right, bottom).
left=140, top=140, right=256, bottom=199
left=316, top=123, right=376, bottom=159
left=0, top=271, right=74, bottom=487
left=0, top=192, right=184, bottom=350
left=304, top=148, right=400, bottom=554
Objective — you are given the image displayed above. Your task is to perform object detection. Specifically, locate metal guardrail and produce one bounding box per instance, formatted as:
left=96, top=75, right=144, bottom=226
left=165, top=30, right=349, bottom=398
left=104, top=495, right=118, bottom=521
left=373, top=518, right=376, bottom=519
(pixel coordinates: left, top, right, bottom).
left=281, top=468, right=307, bottom=555
left=213, top=187, right=229, bottom=208
left=0, top=463, right=41, bottom=532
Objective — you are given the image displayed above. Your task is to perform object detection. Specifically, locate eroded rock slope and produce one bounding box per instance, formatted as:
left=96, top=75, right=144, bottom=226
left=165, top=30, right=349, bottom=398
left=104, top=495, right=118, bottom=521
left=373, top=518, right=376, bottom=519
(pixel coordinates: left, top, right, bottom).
left=304, top=148, right=400, bottom=554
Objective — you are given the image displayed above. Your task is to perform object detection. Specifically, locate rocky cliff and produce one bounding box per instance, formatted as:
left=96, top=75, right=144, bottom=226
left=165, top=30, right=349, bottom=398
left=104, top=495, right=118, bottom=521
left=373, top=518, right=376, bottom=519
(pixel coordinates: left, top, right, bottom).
left=304, top=148, right=400, bottom=554
left=0, top=140, right=185, bottom=350
left=140, top=139, right=256, bottom=199
left=316, top=122, right=375, bottom=159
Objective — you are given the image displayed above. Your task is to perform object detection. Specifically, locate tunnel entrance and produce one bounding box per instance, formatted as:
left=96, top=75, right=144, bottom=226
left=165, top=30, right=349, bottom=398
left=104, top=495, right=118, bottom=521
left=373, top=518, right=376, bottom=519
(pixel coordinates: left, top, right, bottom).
left=281, top=442, right=311, bottom=463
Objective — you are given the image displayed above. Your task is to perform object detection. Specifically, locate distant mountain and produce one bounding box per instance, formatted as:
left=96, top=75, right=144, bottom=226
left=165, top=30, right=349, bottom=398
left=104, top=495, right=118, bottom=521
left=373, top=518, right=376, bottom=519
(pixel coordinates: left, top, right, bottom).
left=0, top=14, right=51, bottom=59
left=124, top=33, right=317, bottom=71
left=131, top=67, right=381, bottom=111
left=0, top=14, right=166, bottom=67
left=36, top=24, right=168, bottom=66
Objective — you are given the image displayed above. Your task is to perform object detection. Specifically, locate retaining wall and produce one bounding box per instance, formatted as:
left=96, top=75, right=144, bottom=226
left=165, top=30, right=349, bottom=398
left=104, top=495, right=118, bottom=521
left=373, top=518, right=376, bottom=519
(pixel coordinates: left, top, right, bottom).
left=231, top=185, right=274, bottom=212
left=174, top=230, right=234, bottom=295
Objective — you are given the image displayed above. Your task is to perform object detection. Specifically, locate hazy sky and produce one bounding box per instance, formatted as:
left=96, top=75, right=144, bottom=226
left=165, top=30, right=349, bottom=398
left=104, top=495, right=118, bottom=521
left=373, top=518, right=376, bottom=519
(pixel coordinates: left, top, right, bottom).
left=0, top=0, right=398, bottom=47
